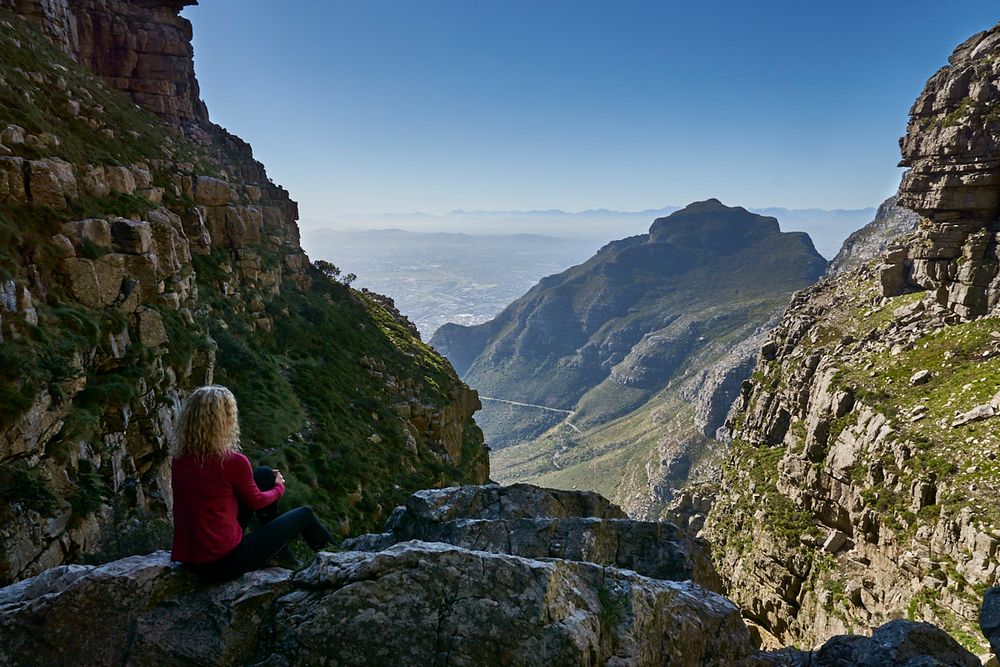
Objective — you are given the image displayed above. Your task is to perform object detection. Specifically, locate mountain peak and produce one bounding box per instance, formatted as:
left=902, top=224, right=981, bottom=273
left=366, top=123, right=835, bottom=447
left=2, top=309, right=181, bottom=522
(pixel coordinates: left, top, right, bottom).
left=684, top=198, right=728, bottom=210
left=647, top=199, right=782, bottom=249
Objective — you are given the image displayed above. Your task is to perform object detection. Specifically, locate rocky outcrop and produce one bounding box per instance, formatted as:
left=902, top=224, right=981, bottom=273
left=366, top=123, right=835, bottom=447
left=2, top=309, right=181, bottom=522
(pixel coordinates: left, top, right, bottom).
left=704, top=22, right=1000, bottom=654
left=706, top=263, right=1000, bottom=650
left=981, top=586, right=1000, bottom=658
left=880, top=23, right=1000, bottom=318
left=0, top=4, right=487, bottom=584
left=770, top=620, right=981, bottom=667
left=0, top=546, right=756, bottom=667
left=342, top=484, right=723, bottom=591
left=0, top=0, right=208, bottom=124
left=827, top=196, right=920, bottom=276
left=0, top=481, right=984, bottom=667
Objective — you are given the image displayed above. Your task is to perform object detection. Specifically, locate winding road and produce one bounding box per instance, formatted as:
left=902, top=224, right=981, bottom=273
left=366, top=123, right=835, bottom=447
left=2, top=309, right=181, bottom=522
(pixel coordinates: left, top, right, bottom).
left=479, top=396, right=582, bottom=434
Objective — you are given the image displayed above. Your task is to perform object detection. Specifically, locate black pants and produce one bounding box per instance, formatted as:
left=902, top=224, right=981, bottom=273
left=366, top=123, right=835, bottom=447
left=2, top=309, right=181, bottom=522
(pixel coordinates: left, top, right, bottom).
left=186, top=466, right=335, bottom=583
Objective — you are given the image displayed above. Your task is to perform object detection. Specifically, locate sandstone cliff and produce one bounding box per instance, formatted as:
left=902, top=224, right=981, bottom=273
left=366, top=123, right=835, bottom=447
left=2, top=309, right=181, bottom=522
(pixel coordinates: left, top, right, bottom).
left=705, top=22, right=1000, bottom=653
left=0, top=2, right=488, bottom=585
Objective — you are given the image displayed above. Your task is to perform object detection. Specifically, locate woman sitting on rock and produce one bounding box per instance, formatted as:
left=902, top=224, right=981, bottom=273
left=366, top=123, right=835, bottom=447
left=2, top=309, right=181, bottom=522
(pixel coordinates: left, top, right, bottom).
left=170, top=385, right=334, bottom=582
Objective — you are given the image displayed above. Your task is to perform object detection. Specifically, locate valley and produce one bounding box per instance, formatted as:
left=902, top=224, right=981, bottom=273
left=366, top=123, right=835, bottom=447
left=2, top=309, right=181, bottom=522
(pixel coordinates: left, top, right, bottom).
left=431, top=199, right=828, bottom=516
left=1, top=1, right=999, bottom=664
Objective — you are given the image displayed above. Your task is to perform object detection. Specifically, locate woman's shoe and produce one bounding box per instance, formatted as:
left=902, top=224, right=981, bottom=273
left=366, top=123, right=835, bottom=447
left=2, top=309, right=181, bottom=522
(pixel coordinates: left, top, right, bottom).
left=267, top=547, right=302, bottom=570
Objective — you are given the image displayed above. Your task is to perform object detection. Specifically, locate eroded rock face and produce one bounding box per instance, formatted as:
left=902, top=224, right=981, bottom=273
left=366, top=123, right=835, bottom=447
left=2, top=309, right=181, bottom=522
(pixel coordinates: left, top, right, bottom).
left=0, top=0, right=208, bottom=124
left=704, top=21, right=1000, bottom=654
left=885, top=23, right=1000, bottom=318
left=705, top=268, right=1000, bottom=650
left=0, top=545, right=756, bottom=667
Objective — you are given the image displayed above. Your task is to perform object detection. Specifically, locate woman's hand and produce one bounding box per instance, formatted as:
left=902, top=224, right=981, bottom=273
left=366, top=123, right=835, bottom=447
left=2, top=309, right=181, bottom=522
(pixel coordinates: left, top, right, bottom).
left=274, top=470, right=286, bottom=486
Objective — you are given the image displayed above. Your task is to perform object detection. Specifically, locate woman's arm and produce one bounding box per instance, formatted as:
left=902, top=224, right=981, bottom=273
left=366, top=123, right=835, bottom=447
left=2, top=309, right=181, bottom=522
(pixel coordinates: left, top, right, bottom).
left=226, top=453, right=285, bottom=510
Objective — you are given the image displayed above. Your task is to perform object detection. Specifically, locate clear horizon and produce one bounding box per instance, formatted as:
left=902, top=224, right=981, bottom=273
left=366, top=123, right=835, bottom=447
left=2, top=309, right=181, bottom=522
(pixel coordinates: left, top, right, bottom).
left=184, top=1, right=999, bottom=221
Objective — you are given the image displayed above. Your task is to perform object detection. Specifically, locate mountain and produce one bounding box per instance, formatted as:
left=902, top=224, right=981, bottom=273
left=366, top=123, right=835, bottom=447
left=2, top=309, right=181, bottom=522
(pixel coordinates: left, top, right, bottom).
left=0, top=1, right=487, bottom=584
left=301, top=228, right=599, bottom=338
left=704, top=22, right=1000, bottom=653
left=431, top=199, right=826, bottom=513
left=751, top=206, right=879, bottom=259
left=827, top=196, right=920, bottom=276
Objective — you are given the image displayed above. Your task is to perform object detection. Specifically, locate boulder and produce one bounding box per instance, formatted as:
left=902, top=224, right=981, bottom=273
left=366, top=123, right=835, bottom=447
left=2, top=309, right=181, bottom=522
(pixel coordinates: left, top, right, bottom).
left=402, top=483, right=626, bottom=522
left=204, top=205, right=263, bottom=248
left=281, top=542, right=751, bottom=666
left=0, top=156, right=26, bottom=205
left=0, top=553, right=290, bottom=667
left=856, top=620, right=979, bottom=666
left=111, top=218, right=153, bottom=254
left=61, top=219, right=112, bottom=248
left=760, top=620, right=980, bottom=666
left=951, top=404, right=995, bottom=428
left=0, top=544, right=756, bottom=667
left=1, top=124, right=25, bottom=145
left=342, top=484, right=721, bottom=590
left=60, top=256, right=123, bottom=309
left=27, top=159, right=76, bottom=209
left=137, top=308, right=169, bottom=347
left=105, top=166, right=136, bottom=195
left=194, top=175, right=232, bottom=206
left=821, top=529, right=848, bottom=554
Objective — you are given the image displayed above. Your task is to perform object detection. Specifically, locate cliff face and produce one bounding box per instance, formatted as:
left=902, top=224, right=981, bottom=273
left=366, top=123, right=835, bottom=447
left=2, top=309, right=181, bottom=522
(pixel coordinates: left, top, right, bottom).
left=1, top=0, right=207, bottom=123
left=881, top=27, right=1000, bottom=318
left=706, top=22, right=1000, bottom=653
left=0, top=4, right=487, bottom=585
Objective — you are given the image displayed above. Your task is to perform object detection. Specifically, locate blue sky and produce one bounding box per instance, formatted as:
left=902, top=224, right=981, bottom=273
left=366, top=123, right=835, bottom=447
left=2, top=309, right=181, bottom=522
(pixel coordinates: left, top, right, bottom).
left=184, top=1, right=999, bottom=220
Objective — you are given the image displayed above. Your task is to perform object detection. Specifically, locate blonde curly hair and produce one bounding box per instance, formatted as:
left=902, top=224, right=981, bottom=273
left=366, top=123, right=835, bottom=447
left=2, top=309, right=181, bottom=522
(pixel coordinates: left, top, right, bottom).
left=173, top=385, right=241, bottom=461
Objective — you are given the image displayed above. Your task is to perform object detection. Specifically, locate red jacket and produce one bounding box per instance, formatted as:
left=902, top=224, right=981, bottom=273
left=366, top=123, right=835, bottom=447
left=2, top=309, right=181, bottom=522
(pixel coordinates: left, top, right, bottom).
left=171, top=452, right=285, bottom=563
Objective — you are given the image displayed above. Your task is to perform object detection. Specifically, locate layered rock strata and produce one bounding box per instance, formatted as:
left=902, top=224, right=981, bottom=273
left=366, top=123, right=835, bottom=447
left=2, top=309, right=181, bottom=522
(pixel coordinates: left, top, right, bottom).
left=0, top=0, right=207, bottom=124
left=705, top=21, right=1000, bottom=654
left=827, top=196, right=920, bottom=276
left=881, top=24, right=1000, bottom=317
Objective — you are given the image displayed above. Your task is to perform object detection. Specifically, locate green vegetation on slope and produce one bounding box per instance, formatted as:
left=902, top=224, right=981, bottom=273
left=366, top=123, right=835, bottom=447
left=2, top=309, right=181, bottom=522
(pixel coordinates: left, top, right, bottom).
left=435, top=200, right=826, bottom=512
left=198, top=255, right=486, bottom=534
left=0, top=7, right=485, bottom=573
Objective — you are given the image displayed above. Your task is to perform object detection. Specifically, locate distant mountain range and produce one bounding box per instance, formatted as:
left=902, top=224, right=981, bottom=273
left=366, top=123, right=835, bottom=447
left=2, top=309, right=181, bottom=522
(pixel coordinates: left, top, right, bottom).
left=303, top=204, right=877, bottom=259
left=302, top=229, right=600, bottom=338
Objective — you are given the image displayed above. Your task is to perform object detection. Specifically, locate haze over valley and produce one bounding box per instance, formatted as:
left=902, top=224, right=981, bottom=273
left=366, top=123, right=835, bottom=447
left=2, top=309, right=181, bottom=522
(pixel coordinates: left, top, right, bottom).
left=303, top=205, right=877, bottom=339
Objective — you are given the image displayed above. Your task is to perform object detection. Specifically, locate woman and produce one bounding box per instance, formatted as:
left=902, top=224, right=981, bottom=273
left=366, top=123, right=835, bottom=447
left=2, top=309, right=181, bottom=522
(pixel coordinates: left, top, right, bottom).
left=170, top=385, right=335, bottom=582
